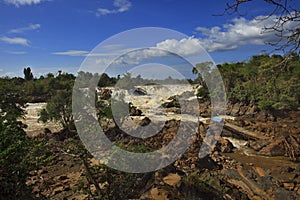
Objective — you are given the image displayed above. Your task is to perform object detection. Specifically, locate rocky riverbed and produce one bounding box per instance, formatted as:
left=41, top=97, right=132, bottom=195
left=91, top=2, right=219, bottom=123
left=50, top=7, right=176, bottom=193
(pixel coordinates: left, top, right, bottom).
left=23, top=84, right=300, bottom=199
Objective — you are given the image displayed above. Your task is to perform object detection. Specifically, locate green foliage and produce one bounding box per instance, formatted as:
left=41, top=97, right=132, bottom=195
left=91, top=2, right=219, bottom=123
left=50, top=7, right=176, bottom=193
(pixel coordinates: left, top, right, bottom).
left=0, top=80, right=33, bottom=198
left=217, top=54, right=300, bottom=110
left=39, top=89, right=75, bottom=131
left=96, top=100, right=114, bottom=119
left=24, top=67, right=33, bottom=81
left=0, top=121, right=33, bottom=199
left=98, top=73, right=117, bottom=87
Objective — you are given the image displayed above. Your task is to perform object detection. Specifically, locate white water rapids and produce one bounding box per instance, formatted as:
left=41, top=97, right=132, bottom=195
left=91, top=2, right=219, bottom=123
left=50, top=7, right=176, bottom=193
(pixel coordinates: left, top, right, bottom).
left=22, top=103, right=60, bottom=137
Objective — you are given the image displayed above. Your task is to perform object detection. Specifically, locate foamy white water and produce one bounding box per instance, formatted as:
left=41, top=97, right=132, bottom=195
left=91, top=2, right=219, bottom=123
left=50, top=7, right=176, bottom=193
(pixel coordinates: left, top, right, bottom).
left=22, top=103, right=61, bottom=137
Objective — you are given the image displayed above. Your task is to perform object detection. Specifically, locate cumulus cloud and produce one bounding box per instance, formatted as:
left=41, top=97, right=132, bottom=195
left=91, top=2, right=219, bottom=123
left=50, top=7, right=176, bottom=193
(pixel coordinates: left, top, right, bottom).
left=96, top=38, right=204, bottom=66
left=9, top=24, right=41, bottom=33
left=0, top=36, right=30, bottom=46
left=4, top=0, right=43, bottom=6
left=195, top=15, right=298, bottom=52
left=156, top=37, right=205, bottom=56
left=114, top=38, right=205, bottom=65
left=96, top=0, right=132, bottom=16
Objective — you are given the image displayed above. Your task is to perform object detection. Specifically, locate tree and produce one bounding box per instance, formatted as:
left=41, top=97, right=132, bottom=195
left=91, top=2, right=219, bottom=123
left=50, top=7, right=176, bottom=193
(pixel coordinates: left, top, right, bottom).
left=98, top=73, right=112, bottom=87
left=0, top=79, right=32, bottom=198
left=216, top=53, right=300, bottom=110
left=23, top=67, right=33, bottom=81
left=222, top=0, right=300, bottom=55
left=39, top=89, right=75, bottom=132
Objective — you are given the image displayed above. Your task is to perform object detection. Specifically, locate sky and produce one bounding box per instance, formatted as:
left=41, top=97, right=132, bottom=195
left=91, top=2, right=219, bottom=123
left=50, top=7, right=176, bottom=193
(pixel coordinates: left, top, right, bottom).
left=0, top=0, right=299, bottom=78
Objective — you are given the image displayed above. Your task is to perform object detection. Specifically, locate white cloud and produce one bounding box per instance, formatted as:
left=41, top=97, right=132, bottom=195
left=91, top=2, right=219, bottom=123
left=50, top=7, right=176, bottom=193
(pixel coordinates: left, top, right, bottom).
left=86, top=38, right=206, bottom=66
left=9, top=24, right=41, bottom=33
left=96, top=0, right=132, bottom=16
left=0, top=36, right=30, bottom=46
left=0, top=70, right=20, bottom=77
left=52, top=50, right=90, bottom=56
left=156, top=37, right=205, bottom=56
left=195, top=15, right=298, bottom=52
left=111, top=48, right=167, bottom=65
left=4, top=0, right=43, bottom=6
left=52, top=48, right=135, bottom=57
left=113, top=0, right=131, bottom=12
left=110, top=38, right=205, bottom=65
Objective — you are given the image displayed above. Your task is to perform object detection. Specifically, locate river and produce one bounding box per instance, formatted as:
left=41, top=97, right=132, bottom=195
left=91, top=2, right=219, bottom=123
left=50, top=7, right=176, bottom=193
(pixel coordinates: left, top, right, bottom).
left=22, top=103, right=61, bottom=137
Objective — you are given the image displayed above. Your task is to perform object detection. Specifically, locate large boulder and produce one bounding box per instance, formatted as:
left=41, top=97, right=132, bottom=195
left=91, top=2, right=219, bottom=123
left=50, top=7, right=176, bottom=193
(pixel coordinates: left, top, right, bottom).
left=129, top=103, right=143, bottom=116
left=231, top=104, right=241, bottom=116
left=162, top=96, right=180, bottom=108
left=133, top=88, right=147, bottom=96
left=137, top=117, right=151, bottom=127
left=246, top=105, right=259, bottom=116
left=259, top=136, right=286, bottom=156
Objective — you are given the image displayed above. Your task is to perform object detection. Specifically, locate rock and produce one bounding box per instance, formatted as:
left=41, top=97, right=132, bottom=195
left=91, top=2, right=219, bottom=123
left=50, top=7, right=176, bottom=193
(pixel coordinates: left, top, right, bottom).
left=256, top=111, right=268, bottom=122
left=191, top=164, right=196, bottom=169
left=163, top=173, right=181, bottom=187
left=57, top=175, right=68, bottom=181
left=246, top=105, right=259, bottom=116
left=129, top=103, right=143, bottom=116
left=216, top=137, right=234, bottom=153
left=254, top=167, right=266, bottom=177
left=249, top=140, right=270, bottom=151
left=198, top=155, right=219, bottom=170
left=256, top=111, right=277, bottom=122
left=99, top=88, right=112, bottom=100
left=52, top=186, right=64, bottom=195
left=238, top=106, right=249, bottom=116
left=162, top=96, right=180, bottom=108
left=287, top=135, right=300, bottom=157
left=165, top=107, right=181, bottom=114
left=267, top=113, right=277, bottom=122
left=259, top=136, right=286, bottom=156
left=150, top=188, right=169, bottom=200
left=133, top=88, right=147, bottom=96
left=38, top=169, right=48, bottom=175
left=44, top=128, right=52, bottom=134
left=231, top=104, right=240, bottom=116
left=137, top=117, right=151, bottom=127
left=283, top=183, right=294, bottom=191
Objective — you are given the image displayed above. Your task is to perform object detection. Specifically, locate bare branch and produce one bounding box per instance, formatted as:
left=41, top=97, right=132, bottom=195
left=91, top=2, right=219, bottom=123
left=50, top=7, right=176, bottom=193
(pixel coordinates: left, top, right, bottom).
left=222, top=0, right=300, bottom=55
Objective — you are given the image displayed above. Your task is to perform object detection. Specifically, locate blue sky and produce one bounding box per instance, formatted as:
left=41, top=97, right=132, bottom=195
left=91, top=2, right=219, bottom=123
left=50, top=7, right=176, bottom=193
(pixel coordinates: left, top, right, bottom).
left=0, top=0, right=298, bottom=78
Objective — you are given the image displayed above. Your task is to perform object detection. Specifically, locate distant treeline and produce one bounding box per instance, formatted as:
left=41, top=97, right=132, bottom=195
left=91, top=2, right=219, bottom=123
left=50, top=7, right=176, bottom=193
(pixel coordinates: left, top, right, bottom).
left=1, top=53, right=299, bottom=110
left=216, top=53, right=300, bottom=110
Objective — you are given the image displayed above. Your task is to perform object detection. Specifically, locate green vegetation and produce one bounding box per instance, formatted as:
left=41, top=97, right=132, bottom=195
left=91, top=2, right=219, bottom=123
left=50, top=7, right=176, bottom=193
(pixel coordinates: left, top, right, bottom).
left=218, top=54, right=300, bottom=110
left=0, top=78, right=54, bottom=199
left=190, top=54, right=300, bottom=111
left=24, top=67, right=33, bottom=81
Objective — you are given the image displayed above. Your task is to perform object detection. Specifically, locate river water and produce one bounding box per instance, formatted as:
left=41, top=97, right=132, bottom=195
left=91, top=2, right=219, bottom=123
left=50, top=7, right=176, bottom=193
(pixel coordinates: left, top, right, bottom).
left=23, top=103, right=60, bottom=137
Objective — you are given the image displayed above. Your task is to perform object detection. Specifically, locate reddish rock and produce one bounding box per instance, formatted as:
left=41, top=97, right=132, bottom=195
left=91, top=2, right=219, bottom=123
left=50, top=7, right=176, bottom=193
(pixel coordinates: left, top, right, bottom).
left=216, top=137, right=234, bottom=153
left=259, top=136, right=286, bottom=156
